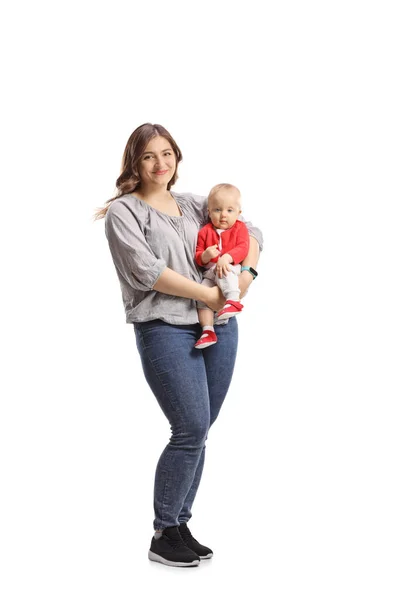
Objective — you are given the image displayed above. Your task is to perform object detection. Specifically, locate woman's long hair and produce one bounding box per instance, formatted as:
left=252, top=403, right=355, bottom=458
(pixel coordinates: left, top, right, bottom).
left=94, top=123, right=183, bottom=220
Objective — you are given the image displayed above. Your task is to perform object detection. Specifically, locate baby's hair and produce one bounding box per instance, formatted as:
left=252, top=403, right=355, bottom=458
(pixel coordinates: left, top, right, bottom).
left=208, top=183, right=241, bottom=200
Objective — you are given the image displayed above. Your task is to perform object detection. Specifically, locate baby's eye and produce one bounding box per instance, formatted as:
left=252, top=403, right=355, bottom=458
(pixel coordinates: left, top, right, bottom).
left=214, top=208, right=221, bottom=212
left=228, top=209, right=233, bottom=213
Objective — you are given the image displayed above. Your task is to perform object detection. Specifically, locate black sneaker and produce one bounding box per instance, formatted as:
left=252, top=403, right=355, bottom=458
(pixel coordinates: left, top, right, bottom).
left=178, top=522, right=213, bottom=560
left=148, top=526, right=200, bottom=567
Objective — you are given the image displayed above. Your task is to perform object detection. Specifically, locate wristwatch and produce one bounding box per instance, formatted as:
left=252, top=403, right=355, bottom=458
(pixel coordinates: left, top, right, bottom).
left=241, top=266, right=258, bottom=279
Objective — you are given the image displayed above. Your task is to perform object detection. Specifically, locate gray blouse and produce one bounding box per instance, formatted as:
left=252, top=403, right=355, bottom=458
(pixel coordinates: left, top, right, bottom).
left=105, top=191, right=263, bottom=325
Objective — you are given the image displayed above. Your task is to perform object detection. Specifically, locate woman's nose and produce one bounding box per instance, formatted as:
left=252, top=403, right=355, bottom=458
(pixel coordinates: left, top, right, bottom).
left=154, top=155, right=165, bottom=168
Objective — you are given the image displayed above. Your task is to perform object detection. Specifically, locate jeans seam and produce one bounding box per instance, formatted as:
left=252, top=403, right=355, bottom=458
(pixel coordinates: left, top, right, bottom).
left=159, top=469, right=170, bottom=529
left=137, top=326, right=185, bottom=529
left=137, top=328, right=185, bottom=422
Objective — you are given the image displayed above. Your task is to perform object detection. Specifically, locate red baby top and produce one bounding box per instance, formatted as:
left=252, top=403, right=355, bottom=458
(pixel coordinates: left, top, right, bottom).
left=195, top=220, right=250, bottom=266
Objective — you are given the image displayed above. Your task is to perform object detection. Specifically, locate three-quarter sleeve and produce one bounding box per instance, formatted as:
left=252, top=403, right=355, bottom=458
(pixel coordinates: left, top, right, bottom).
left=105, top=202, right=167, bottom=291
left=240, top=216, right=264, bottom=251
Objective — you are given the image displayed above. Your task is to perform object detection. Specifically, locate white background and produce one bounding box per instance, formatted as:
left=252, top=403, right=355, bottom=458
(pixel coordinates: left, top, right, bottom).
left=1, top=1, right=399, bottom=598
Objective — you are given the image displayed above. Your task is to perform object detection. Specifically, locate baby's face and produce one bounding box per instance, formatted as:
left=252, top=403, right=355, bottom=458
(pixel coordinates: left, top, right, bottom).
left=208, top=190, right=242, bottom=230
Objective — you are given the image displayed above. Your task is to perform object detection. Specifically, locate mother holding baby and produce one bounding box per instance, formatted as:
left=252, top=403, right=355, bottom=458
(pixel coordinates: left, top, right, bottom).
left=95, top=122, right=262, bottom=567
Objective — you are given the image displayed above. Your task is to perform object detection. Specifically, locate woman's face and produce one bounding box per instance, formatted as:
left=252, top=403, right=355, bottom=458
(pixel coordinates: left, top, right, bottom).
left=138, top=136, right=177, bottom=188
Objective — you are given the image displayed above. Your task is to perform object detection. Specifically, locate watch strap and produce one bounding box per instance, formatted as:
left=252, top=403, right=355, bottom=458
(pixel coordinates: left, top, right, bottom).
left=241, top=266, right=258, bottom=279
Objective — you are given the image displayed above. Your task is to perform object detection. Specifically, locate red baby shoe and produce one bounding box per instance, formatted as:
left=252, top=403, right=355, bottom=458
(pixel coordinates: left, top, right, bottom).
left=194, top=330, right=218, bottom=349
left=215, top=300, right=244, bottom=321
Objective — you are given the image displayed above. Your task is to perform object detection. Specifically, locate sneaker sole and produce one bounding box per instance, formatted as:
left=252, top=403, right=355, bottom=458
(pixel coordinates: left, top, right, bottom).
left=148, top=550, right=200, bottom=567
left=200, top=553, right=213, bottom=560
left=194, top=341, right=217, bottom=349
left=214, top=311, right=241, bottom=323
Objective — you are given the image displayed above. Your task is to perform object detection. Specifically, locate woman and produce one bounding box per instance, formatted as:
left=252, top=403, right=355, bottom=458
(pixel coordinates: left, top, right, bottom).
left=96, top=123, right=262, bottom=568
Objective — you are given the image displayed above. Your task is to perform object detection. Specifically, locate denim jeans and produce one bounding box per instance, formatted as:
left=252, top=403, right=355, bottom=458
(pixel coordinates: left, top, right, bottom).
left=134, top=318, right=238, bottom=530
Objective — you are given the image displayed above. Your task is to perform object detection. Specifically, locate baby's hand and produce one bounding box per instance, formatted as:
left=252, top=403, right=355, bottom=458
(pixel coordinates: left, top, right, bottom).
left=216, top=254, right=233, bottom=278
left=202, top=244, right=220, bottom=264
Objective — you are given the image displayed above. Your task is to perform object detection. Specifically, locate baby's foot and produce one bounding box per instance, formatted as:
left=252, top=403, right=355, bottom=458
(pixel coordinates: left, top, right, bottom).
left=194, top=330, right=218, bottom=349
left=215, top=300, right=243, bottom=323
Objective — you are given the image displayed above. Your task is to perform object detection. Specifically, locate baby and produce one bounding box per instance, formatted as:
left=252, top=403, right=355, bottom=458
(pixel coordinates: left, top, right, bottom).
left=194, top=183, right=250, bottom=349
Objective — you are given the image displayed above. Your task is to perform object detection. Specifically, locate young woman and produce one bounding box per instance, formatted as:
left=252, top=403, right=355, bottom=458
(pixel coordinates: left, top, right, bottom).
left=96, top=123, right=262, bottom=567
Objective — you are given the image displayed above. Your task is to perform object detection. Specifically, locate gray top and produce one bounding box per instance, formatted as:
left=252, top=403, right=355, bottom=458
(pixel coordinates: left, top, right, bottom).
left=105, top=191, right=263, bottom=325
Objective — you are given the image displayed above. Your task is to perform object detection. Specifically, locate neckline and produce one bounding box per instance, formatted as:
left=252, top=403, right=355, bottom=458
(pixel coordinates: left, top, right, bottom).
left=130, top=191, right=183, bottom=219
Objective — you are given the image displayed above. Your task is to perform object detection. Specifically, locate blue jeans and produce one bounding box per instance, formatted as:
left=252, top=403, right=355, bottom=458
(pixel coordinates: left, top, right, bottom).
left=134, top=318, right=238, bottom=530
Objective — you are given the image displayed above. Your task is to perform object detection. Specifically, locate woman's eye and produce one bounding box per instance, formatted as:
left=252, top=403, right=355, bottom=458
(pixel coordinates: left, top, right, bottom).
left=164, top=151, right=172, bottom=156
left=143, top=156, right=152, bottom=160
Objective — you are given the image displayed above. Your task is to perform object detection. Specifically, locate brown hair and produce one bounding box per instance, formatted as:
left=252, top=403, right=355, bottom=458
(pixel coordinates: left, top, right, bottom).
left=94, top=123, right=183, bottom=220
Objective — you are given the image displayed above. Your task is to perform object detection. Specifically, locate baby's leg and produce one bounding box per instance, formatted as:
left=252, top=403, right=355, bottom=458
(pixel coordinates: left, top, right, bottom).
left=215, top=265, right=243, bottom=322
left=198, top=307, right=214, bottom=327
left=195, top=275, right=218, bottom=349
left=217, top=265, right=241, bottom=301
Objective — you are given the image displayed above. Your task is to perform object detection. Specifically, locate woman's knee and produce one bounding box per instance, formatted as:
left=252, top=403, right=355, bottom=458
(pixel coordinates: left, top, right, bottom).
left=171, top=419, right=209, bottom=450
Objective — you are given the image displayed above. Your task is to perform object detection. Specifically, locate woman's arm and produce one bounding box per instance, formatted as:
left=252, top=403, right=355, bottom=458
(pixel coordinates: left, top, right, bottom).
left=238, top=236, right=260, bottom=299
left=153, top=267, right=225, bottom=312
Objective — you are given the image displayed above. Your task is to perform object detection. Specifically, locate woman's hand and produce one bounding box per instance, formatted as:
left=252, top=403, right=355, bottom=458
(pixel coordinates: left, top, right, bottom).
left=203, top=286, right=225, bottom=312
